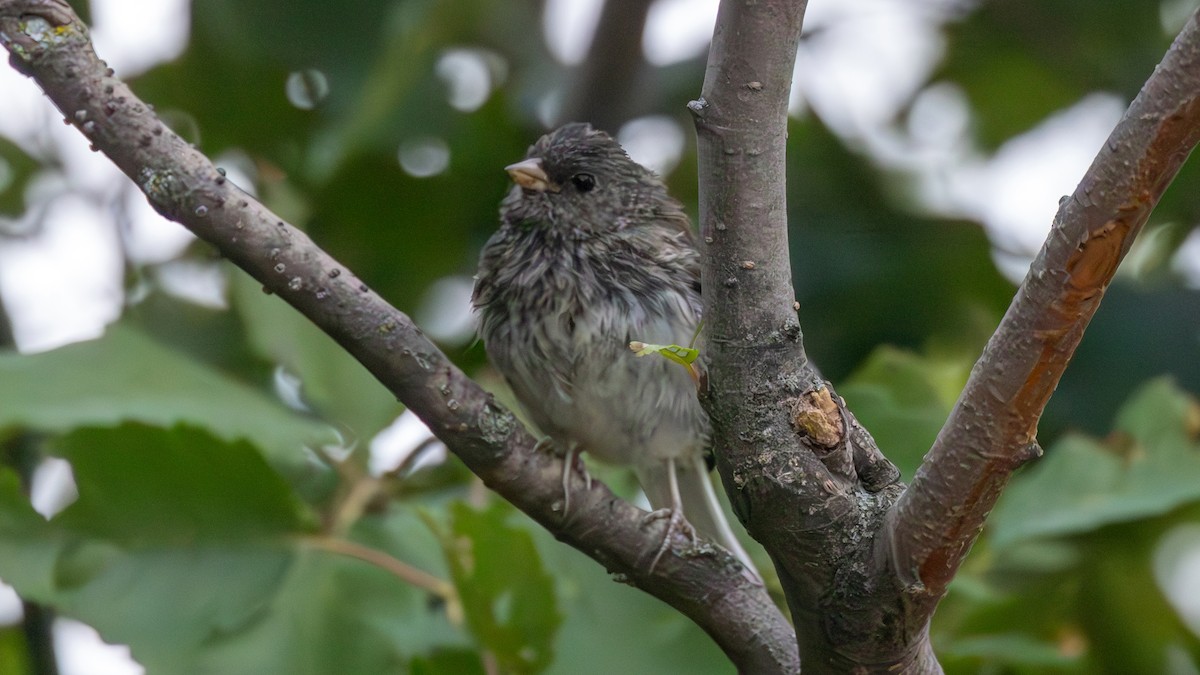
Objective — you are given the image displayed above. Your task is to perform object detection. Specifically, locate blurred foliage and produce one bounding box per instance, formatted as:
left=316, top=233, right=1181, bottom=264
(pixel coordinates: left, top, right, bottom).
left=937, top=380, right=1200, bottom=673
left=0, top=0, right=1199, bottom=672
left=938, top=0, right=1174, bottom=148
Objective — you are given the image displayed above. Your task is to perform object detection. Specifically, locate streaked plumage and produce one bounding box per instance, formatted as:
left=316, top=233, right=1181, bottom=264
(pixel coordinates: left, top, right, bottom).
left=473, top=123, right=758, bottom=580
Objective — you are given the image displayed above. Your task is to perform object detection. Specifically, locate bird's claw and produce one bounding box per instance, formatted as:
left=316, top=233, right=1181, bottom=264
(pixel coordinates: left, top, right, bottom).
left=540, top=440, right=590, bottom=518
left=642, top=507, right=696, bottom=573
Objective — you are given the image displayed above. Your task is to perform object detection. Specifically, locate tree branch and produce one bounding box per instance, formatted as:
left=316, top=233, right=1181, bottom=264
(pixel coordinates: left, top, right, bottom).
left=692, top=0, right=893, bottom=670
left=889, top=7, right=1200, bottom=600
left=0, top=0, right=795, bottom=670
left=557, top=0, right=652, bottom=131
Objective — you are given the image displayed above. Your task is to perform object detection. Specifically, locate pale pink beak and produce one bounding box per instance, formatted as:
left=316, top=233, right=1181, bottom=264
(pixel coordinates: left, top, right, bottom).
left=506, top=158, right=556, bottom=192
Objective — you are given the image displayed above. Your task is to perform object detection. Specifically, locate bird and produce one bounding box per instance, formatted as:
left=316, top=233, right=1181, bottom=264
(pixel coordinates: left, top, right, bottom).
left=472, top=122, right=760, bottom=581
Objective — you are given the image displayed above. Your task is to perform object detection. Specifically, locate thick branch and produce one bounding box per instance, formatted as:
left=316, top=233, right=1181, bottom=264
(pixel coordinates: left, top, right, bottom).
left=694, top=0, right=831, bottom=543
left=890, top=8, right=1200, bottom=598
left=693, top=1, right=899, bottom=670
left=0, top=1, right=795, bottom=670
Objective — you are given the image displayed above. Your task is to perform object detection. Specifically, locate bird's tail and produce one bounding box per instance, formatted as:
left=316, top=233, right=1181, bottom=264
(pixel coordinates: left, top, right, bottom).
left=636, top=455, right=763, bottom=584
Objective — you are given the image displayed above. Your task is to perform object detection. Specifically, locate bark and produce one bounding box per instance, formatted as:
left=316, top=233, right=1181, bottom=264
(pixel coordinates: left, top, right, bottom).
left=0, top=1, right=796, bottom=671
left=887, top=7, right=1200, bottom=601
left=693, top=2, right=925, bottom=670
left=694, top=0, right=1200, bottom=672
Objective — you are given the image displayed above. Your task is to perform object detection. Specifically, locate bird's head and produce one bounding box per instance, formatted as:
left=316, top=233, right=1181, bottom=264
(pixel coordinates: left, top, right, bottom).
left=499, top=123, right=683, bottom=235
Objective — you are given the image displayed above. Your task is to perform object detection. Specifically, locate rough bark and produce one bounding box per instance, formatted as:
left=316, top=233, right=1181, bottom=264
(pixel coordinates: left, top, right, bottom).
left=692, top=1, right=927, bottom=671
left=0, top=1, right=796, bottom=671
left=887, top=7, right=1200, bottom=603
left=694, top=0, right=1200, bottom=672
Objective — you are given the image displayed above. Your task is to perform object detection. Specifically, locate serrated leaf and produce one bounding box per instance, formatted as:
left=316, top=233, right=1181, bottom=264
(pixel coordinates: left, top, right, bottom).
left=0, top=426, right=458, bottom=673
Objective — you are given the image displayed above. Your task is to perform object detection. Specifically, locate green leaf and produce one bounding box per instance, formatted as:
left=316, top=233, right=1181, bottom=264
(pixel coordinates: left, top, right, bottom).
left=230, top=272, right=401, bottom=439
left=838, top=345, right=968, bottom=479
left=1077, top=539, right=1197, bottom=673
left=438, top=501, right=561, bottom=674
left=630, top=341, right=700, bottom=364
left=0, top=324, right=336, bottom=470
left=51, top=424, right=310, bottom=542
left=0, top=625, right=33, bottom=675
left=629, top=340, right=701, bottom=382
left=0, top=425, right=460, bottom=673
left=528, top=517, right=733, bottom=675
left=411, top=648, right=488, bottom=675
left=190, top=548, right=435, bottom=675
left=0, top=427, right=304, bottom=666
left=989, top=378, right=1200, bottom=548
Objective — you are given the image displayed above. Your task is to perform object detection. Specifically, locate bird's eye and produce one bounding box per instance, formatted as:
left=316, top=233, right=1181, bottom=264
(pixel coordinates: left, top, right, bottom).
left=571, top=173, right=596, bottom=192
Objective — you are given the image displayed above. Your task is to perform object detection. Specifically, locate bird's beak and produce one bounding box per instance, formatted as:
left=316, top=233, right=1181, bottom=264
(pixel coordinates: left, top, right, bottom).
left=506, top=158, right=556, bottom=192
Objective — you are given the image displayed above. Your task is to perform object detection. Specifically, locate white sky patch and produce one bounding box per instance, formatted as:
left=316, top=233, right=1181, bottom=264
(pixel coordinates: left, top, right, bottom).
left=643, top=0, right=719, bottom=65
left=1155, top=524, right=1200, bottom=637
left=0, top=0, right=197, bottom=352
left=1173, top=228, right=1200, bottom=288
left=947, top=93, right=1126, bottom=280
left=0, top=580, right=21, bottom=625
left=618, top=115, right=686, bottom=176
left=0, top=62, right=56, bottom=156
left=415, top=275, right=477, bottom=347
left=121, top=184, right=197, bottom=265
left=90, top=0, right=191, bottom=77
left=796, top=1, right=946, bottom=139
left=905, top=81, right=972, bottom=154
left=369, top=410, right=446, bottom=477
left=30, top=456, right=78, bottom=519
left=0, top=195, right=124, bottom=352
left=56, top=618, right=145, bottom=675
left=154, top=259, right=229, bottom=309
left=542, top=0, right=604, bottom=65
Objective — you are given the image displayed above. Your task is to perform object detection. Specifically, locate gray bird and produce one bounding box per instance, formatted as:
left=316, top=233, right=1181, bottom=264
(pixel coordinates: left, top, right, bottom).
left=473, top=123, right=759, bottom=580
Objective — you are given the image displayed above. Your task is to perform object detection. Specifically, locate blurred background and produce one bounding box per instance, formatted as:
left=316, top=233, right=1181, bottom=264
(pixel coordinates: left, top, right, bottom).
left=1, top=0, right=1199, bottom=672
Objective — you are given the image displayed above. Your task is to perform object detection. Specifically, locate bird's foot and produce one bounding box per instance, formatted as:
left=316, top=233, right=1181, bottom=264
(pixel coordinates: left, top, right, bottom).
left=642, top=507, right=697, bottom=574
left=537, top=439, right=590, bottom=517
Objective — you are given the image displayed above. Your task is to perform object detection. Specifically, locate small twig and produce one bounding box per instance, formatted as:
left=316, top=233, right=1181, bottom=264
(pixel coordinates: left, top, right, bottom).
left=326, top=475, right=383, bottom=535
left=302, top=536, right=462, bottom=624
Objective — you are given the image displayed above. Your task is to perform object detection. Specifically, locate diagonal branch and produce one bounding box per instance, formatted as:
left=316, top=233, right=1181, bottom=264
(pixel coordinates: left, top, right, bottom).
left=889, top=8, right=1200, bottom=599
left=0, top=0, right=796, bottom=670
